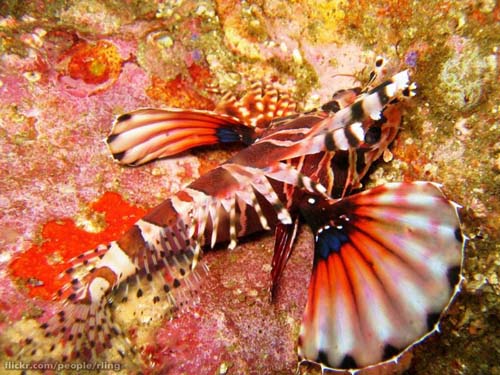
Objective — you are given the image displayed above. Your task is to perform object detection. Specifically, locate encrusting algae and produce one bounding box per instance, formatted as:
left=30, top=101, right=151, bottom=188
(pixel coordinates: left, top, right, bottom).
left=0, top=1, right=499, bottom=374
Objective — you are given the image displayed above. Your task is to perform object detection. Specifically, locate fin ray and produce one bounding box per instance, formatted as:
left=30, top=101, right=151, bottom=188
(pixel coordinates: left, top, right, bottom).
left=270, top=219, right=299, bottom=299
left=107, top=108, right=252, bottom=166
left=298, top=181, right=465, bottom=370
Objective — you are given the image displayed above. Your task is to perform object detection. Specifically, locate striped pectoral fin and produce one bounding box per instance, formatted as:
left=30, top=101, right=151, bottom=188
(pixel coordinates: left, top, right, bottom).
left=270, top=218, right=299, bottom=299
left=107, top=108, right=255, bottom=166
left=298, top=182, right=465, bottom=371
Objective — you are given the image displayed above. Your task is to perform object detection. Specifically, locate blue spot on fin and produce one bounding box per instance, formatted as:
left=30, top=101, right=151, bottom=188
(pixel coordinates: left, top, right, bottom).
left=315, top=227, right=349, bottom=260
left=216, top=127, right=242, bottom=143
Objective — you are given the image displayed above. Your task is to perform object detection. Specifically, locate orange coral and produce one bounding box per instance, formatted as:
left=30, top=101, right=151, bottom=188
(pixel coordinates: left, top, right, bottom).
left=9, top=192, right=147, bottom=300
left=61, top=40, right=123, bottom=85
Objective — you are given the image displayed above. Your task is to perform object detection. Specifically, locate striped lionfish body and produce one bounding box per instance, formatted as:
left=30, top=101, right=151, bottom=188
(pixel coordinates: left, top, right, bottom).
left=21, top=68, right=465, bottom=373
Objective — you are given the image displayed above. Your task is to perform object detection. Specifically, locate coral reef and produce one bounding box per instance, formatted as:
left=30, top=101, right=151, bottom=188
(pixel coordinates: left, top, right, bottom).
left=0, top=1, right=499, bottom=374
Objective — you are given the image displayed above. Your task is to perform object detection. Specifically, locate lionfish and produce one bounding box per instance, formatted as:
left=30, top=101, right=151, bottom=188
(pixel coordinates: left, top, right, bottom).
left=18, top=60, right=465, bottom=373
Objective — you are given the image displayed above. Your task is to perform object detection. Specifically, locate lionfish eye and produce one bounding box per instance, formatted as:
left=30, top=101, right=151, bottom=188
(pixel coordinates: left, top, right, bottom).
left=321, top=100, right=341, bottom=113
left=364, top=126, right=382, bottom=144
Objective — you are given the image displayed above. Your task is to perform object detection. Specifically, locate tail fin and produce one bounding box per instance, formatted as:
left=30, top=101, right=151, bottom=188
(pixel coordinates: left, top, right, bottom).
left=18, top=231, right=207, bottom=365
left=19, top=290, right=132, bottom=364
left=298, top=182, right=465, bottom=371
left=107, top=108, right=254, bottom=166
